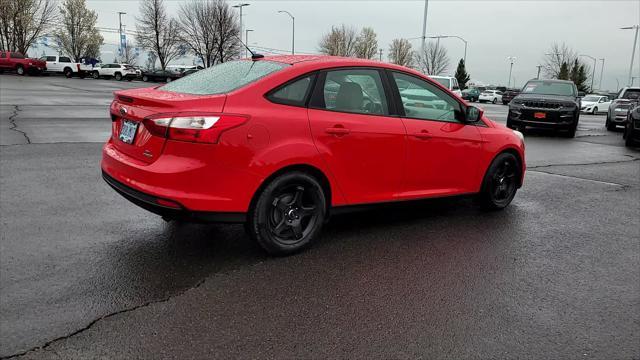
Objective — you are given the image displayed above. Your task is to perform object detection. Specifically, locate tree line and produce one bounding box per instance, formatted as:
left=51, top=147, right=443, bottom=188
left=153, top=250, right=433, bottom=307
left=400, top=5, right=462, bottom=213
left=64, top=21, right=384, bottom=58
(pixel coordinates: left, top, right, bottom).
left=0, top=0, right=241, bottom=69
left=318, top=25, right=471, bottom=89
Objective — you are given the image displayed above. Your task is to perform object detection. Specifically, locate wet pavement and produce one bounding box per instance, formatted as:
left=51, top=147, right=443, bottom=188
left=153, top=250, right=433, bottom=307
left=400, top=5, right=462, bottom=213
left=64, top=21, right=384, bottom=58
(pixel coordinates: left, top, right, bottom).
left=1, top=74, right=638, bottom=359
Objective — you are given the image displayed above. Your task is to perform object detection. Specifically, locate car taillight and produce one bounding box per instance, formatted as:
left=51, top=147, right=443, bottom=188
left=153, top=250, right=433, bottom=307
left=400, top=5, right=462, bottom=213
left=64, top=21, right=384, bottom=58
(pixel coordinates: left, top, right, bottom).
left=142, top=114, right=248, bottom=144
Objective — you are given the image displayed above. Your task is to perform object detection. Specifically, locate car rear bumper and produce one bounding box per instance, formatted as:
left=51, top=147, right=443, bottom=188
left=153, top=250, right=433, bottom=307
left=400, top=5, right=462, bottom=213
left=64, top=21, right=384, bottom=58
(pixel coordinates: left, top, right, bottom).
left=102, top=171, right=245, bottom=223
left=101, top=138, right=262, bottom=215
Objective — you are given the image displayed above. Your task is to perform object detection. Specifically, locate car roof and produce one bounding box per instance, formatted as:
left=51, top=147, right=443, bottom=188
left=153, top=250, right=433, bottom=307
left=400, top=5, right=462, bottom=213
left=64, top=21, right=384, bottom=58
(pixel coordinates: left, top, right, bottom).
left=257, top=54, right=422, bottom=73
left=527, top=79, right=574, bottom=84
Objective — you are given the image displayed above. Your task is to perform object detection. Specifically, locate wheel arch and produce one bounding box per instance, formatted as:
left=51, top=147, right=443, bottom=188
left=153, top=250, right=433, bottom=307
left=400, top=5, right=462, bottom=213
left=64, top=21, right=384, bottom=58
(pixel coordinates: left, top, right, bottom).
left=497, top=147, right=524, bottom=188
left=249, top=163, right=333, bottom=215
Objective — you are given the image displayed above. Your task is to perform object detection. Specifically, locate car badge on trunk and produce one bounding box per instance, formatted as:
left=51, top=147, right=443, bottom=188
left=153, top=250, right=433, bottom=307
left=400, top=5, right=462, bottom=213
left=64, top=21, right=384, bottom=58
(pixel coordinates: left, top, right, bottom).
left=120, top=107, right=127, bottom=116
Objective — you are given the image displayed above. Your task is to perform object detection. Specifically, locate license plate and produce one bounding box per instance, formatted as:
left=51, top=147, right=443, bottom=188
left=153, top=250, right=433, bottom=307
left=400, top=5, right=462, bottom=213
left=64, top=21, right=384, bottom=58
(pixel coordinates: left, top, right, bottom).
left=119, top=120, right=139, bottom=144
left=534, top=112, right=546, bottom=119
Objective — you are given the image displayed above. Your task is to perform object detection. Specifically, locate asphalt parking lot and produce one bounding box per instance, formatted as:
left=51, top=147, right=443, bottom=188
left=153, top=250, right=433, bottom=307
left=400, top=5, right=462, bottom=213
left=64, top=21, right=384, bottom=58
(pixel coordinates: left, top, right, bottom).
left=1, top=74, right=639, bottom=359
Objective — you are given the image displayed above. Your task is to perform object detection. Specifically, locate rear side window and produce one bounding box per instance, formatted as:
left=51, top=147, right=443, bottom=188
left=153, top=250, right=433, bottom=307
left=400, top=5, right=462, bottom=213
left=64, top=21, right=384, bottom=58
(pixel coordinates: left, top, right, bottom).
left=268, top=75, right=315, bottom=106
left=46, top=56, right=56, bottom=61
left=10, top=53, right=25, bottom=59
left=59, top=57, right=71, bottom=63
left=161, top=60, right=288, bottom=95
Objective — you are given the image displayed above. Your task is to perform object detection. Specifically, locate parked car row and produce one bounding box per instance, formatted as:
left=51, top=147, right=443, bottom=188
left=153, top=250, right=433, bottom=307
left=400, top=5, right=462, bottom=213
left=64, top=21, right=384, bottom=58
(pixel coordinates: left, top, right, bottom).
left=0, top=51, right=203, bottom=83
left=606, top=87, right=640, bottom=147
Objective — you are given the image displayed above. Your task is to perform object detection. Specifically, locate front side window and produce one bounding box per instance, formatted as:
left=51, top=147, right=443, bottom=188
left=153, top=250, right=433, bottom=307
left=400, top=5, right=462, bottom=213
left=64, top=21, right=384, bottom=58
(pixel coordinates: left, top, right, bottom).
left=10, top=52, right=25, bottom=59
left=392, top=72, right=462, bottom=122
left=161, top=60, right=288, bottom=95
left=317, top=68, right=389, bottom=115
left=268, top=75, right=315, bottom=106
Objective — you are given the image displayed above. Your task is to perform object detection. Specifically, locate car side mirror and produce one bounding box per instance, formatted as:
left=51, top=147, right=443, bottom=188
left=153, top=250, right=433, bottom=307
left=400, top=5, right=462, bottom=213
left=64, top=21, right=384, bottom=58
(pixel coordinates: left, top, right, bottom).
left=466, top=105, right=483, bottom=123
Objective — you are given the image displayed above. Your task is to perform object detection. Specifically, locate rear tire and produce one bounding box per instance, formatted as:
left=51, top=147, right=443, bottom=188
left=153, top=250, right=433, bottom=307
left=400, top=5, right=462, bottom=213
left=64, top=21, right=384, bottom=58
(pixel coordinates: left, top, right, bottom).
left=16, top=65, right=25, bottom=75
left=114, top=72, right=122, bottom=81
left=143, top=75, right=149, bottom=82
left=92, top=71, right=100, bottom=79
left=492, top=98, right=497, bottom=104
left=606, top=115, right=616, bottom=131
left=63, top=67, right=73, bottom=78
left=478, top=153, right=519, bottom=210
left=247, top=171, right=326, bottom=255
left=625, top=126, right=636, bottom=147
left=166, top=77, right=172, bottom=83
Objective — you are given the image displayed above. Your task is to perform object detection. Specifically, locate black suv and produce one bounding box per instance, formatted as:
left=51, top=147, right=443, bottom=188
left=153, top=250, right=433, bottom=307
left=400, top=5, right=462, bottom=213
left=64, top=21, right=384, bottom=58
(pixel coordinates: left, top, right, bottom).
left=507, top=79, right=580, bottom=138
left=624, top=105, right=640, bottom=147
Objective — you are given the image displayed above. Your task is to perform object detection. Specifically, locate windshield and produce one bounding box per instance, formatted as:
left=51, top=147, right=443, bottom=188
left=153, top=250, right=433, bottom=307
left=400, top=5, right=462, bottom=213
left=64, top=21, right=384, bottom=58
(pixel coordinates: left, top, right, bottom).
left=582, top=96, right=600, bottom=102
left=622, top=89, right=640, bottom=100
left=432, top=77, right=451, bottom=89
left=161, top=60, right=288, bottom=95
left=521, top=81, right=576, bottom=96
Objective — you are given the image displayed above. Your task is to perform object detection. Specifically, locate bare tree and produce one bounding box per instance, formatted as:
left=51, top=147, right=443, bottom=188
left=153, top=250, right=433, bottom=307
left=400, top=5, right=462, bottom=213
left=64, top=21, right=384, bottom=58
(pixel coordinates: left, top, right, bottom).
left=211, top=0, right=241, bottom=63
left=415, top=41, right=450, bottom=75
left=542, top=42, right=577, bottom=79
left=388, top=38, right=413, bottom=67
left=318, top=24, right=358, bottom=57
left=135, top=0, right=181, bottom=70
left=0, top=0, right=56, bottom=55
left=178, top=0, right=217, bottom=67
left=54, top=0, right=103, bottom=62
left=354, top=27, right=378, bottom=59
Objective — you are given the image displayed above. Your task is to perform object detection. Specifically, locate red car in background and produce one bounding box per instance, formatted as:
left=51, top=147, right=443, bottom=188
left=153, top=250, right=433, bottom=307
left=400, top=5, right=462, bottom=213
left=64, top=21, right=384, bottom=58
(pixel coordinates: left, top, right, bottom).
left=0, top=51, right=46, bottom=75
left=102, top=55, right=526, bottom=255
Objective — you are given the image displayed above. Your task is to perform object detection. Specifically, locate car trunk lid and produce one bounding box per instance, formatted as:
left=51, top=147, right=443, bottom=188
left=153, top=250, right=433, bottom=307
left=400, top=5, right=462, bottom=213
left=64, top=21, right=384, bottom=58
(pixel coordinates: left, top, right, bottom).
left=110, top=87, right=227, bottom=164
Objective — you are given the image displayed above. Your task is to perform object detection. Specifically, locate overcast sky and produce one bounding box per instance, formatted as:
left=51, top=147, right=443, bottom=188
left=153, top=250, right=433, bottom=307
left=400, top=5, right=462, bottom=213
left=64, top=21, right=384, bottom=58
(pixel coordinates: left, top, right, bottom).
left=81, top=0, right=639, bottom=91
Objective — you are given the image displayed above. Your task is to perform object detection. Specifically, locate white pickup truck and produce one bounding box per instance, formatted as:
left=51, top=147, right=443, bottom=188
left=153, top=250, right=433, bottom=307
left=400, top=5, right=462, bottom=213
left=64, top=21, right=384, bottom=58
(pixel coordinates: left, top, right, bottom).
left=40, top=55, right=93, bottom=78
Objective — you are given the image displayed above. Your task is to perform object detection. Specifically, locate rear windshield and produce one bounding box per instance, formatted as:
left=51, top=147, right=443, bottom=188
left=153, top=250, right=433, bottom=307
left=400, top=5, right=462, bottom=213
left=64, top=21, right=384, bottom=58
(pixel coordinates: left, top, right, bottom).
left=432, top=77, right=451, bottom=88
left=621, top=89, right=640, bottom=100
left=522, top=81, right=576, bottom=96
left=161, top=60, right=288, bottom=95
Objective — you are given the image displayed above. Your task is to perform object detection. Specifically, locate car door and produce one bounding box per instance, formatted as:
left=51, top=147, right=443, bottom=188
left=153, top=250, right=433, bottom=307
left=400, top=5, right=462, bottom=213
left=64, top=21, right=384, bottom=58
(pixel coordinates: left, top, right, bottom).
left=307, top=68, right=406, bottom=205
left=388, top=70, right=484, bottom=199
left=599, top=96, right=610, bottom=112
left=0, top=51, right=8, bottom=69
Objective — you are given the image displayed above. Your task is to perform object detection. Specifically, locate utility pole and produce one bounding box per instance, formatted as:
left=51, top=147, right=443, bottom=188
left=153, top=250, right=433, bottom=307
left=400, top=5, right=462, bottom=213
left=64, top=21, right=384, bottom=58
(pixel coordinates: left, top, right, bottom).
left=233, top=3, right=250, bottom=57
left=118, top=12, right=126, bottom=58
left=507, top=56, right=516, bottom=88
left=621, top=25, right=640, bottom=86
left=379, top=48, right=383, bottom=61
left=536, top=65, right=542, bottom=80
left=277, top=10, right=295, bottom=55
left=421, top=0, right=429, bottom=54
left=598, top=58, right=605, bottom=90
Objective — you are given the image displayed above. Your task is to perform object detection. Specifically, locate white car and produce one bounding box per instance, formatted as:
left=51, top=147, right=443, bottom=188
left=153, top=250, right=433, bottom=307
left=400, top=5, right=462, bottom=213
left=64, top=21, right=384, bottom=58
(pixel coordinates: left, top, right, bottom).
left=580, top=94, right=610, bottom=114
left=91, top=63, right=138, bottom=81
left=479, top=90, right=503, bottom=104
left=430, top=76, right=462, bottom=97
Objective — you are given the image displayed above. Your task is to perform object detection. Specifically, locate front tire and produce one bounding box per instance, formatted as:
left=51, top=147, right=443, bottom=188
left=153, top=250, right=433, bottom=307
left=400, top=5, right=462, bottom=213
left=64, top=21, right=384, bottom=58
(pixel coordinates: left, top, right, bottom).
left=63, top=67, right=73, bottom=78
left=592, top=107, right=598, bottom=115
left=247, top=171, right=326, bottom=255
left=92, top=71, right=100, bottom=79
left=114, top=72, right=122, bottom=81
left=478, top=153, right=519, bottom=210
left=625, top=125, right=636, bottom=147
left=492, top=98, right=497, bottom=104
left=606, top=115, right=616, bottom=131
left=142, top=75, right=149, bottom=82
left=16, top=65, right=25, bottom=75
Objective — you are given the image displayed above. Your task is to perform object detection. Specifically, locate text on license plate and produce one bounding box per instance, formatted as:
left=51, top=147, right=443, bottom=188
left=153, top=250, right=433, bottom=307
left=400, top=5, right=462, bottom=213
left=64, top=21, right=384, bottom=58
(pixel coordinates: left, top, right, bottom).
left=534, top=112, right=546, bottom=119
left=119, top=120, right=139, bottom=144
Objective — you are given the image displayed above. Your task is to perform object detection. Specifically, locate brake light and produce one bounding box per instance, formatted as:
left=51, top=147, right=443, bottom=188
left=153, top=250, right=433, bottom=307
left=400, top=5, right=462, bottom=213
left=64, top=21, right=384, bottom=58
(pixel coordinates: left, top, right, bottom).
left=142, top=114, right=248, bottom=144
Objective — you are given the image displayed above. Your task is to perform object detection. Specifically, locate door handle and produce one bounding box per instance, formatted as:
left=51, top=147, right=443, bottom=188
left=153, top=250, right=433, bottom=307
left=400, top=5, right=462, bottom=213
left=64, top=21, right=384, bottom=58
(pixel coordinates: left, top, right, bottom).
left=411, top=130, right=431, bottom=139
left=325, top=126, right=350, bottom=136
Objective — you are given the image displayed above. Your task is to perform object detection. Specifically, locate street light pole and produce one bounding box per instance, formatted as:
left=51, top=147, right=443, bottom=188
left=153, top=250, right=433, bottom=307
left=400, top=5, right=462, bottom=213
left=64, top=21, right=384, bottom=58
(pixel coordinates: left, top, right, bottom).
left=580, top=54, right=597, bottom=91
left=233, top=3, right=250, bottom=57
left=421, top=0, right=429, bottom=54
left=598, top=58, right=605, bottom=90
left=245, top=29, right=253, bottom=51
left=621, top=25, right=640, bottom=86
left=277, top=10, right=295, bottom=55
left=507, top=56, right=516, bottom=88
left=426, top=35, right=467, bottom=64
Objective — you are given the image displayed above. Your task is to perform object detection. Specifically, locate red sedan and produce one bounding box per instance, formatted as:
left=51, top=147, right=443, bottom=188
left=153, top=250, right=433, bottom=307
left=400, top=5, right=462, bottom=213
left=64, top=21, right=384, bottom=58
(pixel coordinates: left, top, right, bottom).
left=102, top=55, right=525, bottom=255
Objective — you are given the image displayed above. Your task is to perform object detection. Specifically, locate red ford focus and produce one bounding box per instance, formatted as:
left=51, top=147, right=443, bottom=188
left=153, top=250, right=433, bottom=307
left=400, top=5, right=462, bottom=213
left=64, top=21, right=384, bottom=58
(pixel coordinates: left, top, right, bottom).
left=102, top=55, right=525, bottom=255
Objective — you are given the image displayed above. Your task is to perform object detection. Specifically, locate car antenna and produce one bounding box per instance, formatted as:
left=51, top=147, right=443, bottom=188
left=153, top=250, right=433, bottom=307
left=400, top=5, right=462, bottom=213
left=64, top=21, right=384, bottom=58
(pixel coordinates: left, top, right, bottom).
left=235, top=36, right=264, bottom=61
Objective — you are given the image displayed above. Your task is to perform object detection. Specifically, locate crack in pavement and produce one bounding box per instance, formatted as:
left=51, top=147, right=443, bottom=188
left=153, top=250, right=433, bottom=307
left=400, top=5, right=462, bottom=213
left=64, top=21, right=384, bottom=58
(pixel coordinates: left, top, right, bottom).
left=2, top=278, right=209, bottom=359
left=7, top=105, right=31, bottom=144
left=528, top=157, right=639, bottom=170
left=528, top=169, right=631, bottom=188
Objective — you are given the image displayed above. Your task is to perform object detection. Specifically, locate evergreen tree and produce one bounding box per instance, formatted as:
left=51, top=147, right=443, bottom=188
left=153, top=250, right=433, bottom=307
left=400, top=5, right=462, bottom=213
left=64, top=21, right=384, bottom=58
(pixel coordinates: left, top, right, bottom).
left=558, top=61, right=569, bottom=80
left=576, top=64, right=590, bottom=92
left=454, top=58, right=470, bottom=90
left=569, top=59, right=580, bottom=84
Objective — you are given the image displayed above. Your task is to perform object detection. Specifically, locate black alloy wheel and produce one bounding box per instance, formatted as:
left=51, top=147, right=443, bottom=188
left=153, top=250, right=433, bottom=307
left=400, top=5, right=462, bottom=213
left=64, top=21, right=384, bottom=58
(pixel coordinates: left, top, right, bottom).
left=248, top=172, right=326, bottom=255
left=478, top=153, right=519, bottom=210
